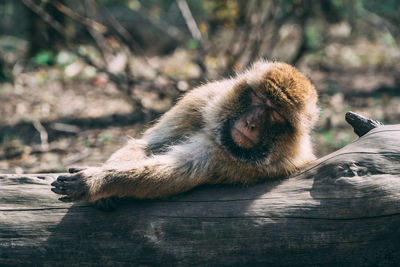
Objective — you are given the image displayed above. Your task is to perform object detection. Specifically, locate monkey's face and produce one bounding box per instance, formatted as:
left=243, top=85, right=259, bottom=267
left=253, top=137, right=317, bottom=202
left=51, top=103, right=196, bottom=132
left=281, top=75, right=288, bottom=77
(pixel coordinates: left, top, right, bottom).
left=220, top=85, right=292, bottom=161
left=216, top=61, right=318, bottom=163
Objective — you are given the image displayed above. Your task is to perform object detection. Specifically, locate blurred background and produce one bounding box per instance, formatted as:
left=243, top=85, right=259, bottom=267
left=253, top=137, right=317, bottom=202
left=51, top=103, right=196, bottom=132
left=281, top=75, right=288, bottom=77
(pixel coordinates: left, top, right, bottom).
left=0, top=0, right=399, bottom=174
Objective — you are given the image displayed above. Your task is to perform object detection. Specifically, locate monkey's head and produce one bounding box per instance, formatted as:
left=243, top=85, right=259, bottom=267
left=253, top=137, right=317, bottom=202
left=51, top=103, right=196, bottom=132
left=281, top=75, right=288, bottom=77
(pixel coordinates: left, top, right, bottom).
left=210, top=60, right=318, bottom=169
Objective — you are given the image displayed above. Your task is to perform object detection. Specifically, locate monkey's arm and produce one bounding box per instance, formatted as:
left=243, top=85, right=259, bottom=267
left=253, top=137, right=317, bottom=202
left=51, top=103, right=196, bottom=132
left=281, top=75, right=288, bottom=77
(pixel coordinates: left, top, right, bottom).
left=142, top=80, right=230, bottom=153
left=142, top=98, right=206, bottom=153
left=51, top=135, right=213, bottom=202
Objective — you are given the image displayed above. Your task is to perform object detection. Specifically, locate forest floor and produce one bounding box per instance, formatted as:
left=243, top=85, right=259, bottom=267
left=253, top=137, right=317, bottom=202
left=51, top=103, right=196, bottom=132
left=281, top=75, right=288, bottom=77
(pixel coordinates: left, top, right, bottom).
left=1, top=50, right=400, bottom=174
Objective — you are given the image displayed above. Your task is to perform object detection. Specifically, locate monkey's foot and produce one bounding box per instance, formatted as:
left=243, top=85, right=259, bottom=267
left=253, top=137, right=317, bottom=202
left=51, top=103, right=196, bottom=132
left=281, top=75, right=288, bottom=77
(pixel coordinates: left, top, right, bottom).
left=51, top=167, right=95, bottom=202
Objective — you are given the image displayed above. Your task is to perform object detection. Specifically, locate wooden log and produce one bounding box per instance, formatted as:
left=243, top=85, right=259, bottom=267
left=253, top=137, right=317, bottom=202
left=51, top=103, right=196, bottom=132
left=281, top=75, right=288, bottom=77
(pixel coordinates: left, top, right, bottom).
left=1, top=125, right=400, bottom=266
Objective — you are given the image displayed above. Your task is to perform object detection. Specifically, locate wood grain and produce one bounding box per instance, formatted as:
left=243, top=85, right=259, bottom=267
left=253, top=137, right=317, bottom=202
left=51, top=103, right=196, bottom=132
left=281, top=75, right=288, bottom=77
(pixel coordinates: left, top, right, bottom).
left=1, top=125, right=400, bottom=266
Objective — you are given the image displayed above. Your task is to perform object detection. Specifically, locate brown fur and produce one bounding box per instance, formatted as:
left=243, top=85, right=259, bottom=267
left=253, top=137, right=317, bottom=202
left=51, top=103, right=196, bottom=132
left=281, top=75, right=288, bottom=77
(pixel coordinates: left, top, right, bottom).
left=51, top=60, right=319, bottom=202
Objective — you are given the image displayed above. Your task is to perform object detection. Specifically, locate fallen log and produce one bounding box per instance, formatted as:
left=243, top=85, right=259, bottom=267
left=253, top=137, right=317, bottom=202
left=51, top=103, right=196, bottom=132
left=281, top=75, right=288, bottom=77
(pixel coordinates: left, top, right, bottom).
left=1, top=113, right=399, bottom=266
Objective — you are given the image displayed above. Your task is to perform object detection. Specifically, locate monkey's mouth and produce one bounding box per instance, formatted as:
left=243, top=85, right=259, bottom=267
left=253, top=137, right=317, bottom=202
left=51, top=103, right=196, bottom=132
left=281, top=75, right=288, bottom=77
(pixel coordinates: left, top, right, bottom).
left=221, top=120, right=269, bottom=161
left=231, top=126, right=259, bottom=149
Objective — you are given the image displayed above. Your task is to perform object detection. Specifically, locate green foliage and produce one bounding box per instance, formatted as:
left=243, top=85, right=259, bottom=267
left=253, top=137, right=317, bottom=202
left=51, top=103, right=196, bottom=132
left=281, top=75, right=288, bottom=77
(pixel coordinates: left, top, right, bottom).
left=56, top=167, right=66, bottom=173
left=126, top=0, right=141, bottom=11
left=339, top=132, right=353, bottom=148
left=363, top=0, right=400, bottom=21
left=383, top=33, right=396, bottom=46
left=99, top=133, right=113, bottom=142
left=321, top=130, right=334, bottom=146
left=33, top=51, right=54, bottom=66
left=199, top=0, right=241, bottom=29
left=305, top=24, right=324, bottom=51
left=55, top=51, right=76, bottom=68
left=328, top=81, right=339, bottom=95
left=187, top=39, right=199, bottom=49
left=82, top=139, right=90, bottom=148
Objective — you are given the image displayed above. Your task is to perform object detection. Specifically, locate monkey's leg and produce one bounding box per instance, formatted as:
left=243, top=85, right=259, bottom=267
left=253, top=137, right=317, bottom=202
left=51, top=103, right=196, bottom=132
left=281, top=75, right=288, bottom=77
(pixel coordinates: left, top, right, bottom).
left=51, top=135, right=213, bottom=202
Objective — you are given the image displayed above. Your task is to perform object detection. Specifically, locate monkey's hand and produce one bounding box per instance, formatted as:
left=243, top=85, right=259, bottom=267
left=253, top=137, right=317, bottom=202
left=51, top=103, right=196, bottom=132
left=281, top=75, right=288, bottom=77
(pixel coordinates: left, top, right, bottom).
left=51, top=167, right=103, bottom=202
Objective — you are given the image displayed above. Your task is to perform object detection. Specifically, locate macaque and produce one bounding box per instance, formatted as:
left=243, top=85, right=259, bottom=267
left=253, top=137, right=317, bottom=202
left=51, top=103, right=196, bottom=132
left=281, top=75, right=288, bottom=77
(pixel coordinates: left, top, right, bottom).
left=51, top=60, right=319, bottom=203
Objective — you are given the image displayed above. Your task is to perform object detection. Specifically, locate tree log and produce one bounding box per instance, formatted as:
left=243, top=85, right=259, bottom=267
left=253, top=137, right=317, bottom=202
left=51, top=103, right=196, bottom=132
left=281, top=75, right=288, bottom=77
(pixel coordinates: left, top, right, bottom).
left=1, top=125, right=400, bottom=266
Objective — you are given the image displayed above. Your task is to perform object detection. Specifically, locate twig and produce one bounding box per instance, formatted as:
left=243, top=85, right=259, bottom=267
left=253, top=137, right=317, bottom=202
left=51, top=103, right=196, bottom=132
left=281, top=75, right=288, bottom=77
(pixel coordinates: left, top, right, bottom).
left=96, top=1, right=144, bottom=54
left=176, top=0, right=202, bottom=42
left=22, top=0, right=177, bottom=110
left=94, top=0, right=181, bottom=93
left=362, top=9, right=398, bottom=45
left=51, top=0, right=107, bottom=33
left=32, top=120, right=49, bottom=151
left=176, top=0, right=208, bottom=76
left=50, top=123, right=80, bottom=134
left=84, top=0, right=113, bottom=64
left=21, top=0, right=65, bottom=34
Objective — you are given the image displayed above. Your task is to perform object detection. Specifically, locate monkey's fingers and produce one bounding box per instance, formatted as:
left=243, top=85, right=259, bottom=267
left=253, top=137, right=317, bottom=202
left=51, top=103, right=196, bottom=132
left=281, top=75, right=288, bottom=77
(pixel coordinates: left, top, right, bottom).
left=55, top=174, right=77, bottom=182
left=51, top=187, right=68, bottom=195
left=59, top=196, right=74, bottom=202
left=51, top=185, right=87, bottom=202
left=51, top=178, right=79, bottom=186
left=59, top=192, right=88, bottom=202
left=51, top=179, right=69, bottom=187
left=51, top=173, right=89, bottom=202
left=345, top=111, right=383, bottom=137
left=68, top=167, right=86, bottom=173
left=51, top=182, right=80, bottom=195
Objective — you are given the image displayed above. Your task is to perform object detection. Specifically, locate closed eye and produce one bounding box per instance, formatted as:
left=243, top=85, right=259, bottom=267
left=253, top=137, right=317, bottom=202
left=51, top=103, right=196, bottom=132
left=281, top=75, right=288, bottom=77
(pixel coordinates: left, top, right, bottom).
left=247, top=85, right=288, bottom=123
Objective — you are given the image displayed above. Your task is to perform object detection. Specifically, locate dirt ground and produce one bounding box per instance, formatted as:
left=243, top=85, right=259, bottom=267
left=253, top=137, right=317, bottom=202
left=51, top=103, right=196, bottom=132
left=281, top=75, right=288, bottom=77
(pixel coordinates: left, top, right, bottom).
left=1, top=53, right=400, bottom=174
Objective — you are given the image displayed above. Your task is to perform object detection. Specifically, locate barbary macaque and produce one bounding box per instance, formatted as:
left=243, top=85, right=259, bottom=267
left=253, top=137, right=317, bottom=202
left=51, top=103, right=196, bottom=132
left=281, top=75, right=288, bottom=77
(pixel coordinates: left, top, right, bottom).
left=51, top=60, right=319, bottom=203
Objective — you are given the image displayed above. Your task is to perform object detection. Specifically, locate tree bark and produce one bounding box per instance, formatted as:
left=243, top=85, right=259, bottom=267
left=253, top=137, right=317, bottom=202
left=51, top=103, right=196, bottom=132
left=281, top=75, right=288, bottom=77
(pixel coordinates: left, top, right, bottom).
left=1, top=125, right=400, bottom=266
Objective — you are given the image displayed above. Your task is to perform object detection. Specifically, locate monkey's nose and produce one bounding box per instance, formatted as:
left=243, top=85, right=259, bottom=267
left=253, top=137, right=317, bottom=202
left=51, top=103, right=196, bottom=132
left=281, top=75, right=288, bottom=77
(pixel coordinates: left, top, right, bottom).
left=245, top=120, right=256, bottom=131
left=246, top=107, right=266, bottom=131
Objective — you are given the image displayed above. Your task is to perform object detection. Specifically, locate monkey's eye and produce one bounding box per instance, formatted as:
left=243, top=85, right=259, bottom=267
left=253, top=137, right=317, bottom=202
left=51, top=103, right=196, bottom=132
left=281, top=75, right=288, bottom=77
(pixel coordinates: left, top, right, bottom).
left=248, top=87, right=266, bottom=105
left=270, top=109, right=285, bottom=124
left=247, top=89, right=285, bottom=121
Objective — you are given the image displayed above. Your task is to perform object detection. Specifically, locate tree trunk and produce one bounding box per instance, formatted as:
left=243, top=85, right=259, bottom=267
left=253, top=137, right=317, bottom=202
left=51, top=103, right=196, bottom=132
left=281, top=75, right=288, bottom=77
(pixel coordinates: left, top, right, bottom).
left=1, top=124, right=400, bottom=266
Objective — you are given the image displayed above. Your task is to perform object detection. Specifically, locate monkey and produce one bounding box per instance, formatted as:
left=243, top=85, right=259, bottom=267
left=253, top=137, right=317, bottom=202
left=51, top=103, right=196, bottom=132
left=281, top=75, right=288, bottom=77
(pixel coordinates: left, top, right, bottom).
left=51, top=60, right=319, bottom=203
